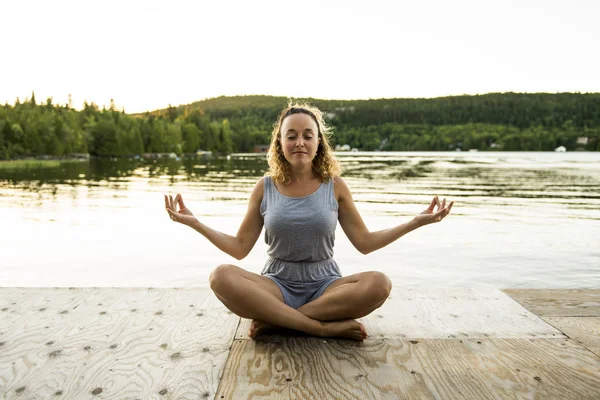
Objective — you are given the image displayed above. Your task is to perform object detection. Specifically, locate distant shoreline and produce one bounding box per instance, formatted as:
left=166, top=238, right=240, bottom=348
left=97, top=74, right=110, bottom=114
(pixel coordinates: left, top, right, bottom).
left=1, top=148, right=596, bottom=167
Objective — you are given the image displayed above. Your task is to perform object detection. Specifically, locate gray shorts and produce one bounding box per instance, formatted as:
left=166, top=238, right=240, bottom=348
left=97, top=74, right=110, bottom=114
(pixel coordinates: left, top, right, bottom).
left=264, top=274, right=341, bottom=309
left=261, top=257, right=343, bottom=309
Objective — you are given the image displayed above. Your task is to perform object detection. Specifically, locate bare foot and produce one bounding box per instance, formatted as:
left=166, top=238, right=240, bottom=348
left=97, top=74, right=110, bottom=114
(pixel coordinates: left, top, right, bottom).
left=248, top=319, right=279, bottom=339
left=322, top=320, right=368, bottom=341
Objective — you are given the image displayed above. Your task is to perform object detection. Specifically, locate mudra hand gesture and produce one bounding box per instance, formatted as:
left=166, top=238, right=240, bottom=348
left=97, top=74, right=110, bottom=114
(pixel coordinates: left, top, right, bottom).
left=164, top=193, right=198, bottom=226
left=415, top=195, right=454, bottom=226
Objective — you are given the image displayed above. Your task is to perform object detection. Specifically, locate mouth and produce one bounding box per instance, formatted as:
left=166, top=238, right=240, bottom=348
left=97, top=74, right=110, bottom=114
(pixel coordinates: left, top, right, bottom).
left=293, top=152, right=308, bottom=154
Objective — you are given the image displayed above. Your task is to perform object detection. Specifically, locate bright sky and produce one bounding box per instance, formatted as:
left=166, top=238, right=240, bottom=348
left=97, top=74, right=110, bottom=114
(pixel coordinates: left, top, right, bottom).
left=1, top=0, right=598, bottom=113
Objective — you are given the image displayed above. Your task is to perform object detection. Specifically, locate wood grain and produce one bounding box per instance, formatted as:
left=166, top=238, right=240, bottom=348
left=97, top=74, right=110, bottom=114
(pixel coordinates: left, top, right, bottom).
left=217, top=337, right=600, bottom=400
left=235, top=288, right=563, bottom=340
left=502, top=289, right=600, bottom=317
left=0, top=287, right=239, bottom=399
left=543, top=317, right=600, bottom=358
left=4, top=288, right=598, bottom=399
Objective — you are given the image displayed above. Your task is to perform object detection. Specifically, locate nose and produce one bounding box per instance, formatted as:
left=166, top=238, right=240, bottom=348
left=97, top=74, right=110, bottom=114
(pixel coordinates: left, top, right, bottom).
left=295, top=137, right=305, bottom=147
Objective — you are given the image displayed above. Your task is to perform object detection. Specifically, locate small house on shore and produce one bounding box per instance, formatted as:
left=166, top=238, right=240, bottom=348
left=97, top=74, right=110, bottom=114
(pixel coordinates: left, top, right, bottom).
left=253, top=145, right=269, bottom=153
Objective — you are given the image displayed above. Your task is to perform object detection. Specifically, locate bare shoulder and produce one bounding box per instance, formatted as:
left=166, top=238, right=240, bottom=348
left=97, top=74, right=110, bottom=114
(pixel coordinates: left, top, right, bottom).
left=255, top=176, right=266, bottom=192
left=249, top=177, right=266, bottom=202
left=332, top=175, right=352, bottom=203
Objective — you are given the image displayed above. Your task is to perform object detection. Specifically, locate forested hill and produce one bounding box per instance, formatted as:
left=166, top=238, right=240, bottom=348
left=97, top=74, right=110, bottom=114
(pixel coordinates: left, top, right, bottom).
left=1, top=92, right=599, bottom=159
left=185, top=93, right=600, bottom=129
left=166, top=93, right=600, bottom=152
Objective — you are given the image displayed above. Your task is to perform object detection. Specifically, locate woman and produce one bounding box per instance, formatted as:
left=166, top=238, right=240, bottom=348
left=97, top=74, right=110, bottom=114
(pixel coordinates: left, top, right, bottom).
left=165, top=103, right=454, bottom=341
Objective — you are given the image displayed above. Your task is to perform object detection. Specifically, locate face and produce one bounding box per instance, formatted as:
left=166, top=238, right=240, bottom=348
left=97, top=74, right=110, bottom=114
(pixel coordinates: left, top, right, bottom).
left=279, top=113, right=321, bottom=166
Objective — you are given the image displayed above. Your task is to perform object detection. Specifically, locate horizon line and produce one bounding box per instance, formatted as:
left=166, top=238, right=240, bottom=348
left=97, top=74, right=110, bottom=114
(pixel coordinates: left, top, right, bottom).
left=4, top=90, right=599, bottom=114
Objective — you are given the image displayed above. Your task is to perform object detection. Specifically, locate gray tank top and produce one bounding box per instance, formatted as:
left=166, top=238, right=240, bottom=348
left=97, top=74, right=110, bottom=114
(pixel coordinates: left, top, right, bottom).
left=260, top=176, right=341, bottom=280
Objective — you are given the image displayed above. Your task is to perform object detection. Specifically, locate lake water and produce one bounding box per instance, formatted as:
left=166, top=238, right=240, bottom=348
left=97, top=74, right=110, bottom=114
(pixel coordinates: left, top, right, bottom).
left=1, top=152, right=599, bottom=289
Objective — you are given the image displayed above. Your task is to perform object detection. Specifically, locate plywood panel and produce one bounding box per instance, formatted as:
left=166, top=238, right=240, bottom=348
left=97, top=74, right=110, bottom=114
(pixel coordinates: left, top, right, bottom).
left=0, top=288, right=239, bottom=399
left=217, top=337, right=600, bottom=400
left=543, top=317, right=600, bottom=358
left=502, top=289, right=600, bottom=317
left=0, top=287, right=226, bottom=341
left=0, top=286, right=221, bottom=314
left=235, top=288, right=563, bottom=340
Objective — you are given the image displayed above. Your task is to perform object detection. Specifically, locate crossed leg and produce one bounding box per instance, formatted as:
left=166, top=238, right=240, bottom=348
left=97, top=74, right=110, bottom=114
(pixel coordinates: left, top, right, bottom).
left=209, top=264, right=392, bottom=340
left=297, top=271, right=392, bottom=321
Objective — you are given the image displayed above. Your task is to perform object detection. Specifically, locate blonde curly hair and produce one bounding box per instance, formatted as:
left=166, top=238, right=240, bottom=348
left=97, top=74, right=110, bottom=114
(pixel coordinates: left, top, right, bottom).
left=266, top=102, right=341, bottom=184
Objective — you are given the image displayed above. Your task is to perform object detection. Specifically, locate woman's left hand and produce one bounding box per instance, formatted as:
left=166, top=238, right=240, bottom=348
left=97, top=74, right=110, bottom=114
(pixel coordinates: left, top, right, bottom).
left=414, top=196, right=454, bottom=226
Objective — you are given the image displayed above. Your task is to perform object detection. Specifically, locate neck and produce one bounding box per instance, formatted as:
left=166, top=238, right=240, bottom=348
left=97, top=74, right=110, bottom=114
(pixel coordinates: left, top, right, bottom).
left=288, top=165, right=317, bottom=183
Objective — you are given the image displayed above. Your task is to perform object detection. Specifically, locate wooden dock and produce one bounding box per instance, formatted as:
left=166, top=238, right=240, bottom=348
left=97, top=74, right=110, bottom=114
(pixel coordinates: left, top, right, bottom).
left=1, top=287, right=599, bottom=399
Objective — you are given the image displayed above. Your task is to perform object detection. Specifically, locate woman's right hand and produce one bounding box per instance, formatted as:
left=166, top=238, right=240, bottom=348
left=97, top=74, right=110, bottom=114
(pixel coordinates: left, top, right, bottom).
left=164, top=193, right=198, bottom=226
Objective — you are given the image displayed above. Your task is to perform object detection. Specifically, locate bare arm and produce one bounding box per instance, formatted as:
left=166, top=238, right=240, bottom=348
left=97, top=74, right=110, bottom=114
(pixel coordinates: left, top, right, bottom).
left=335, top=177, right=453, bottom=255
left=165, top=178, right=265, bottom=260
